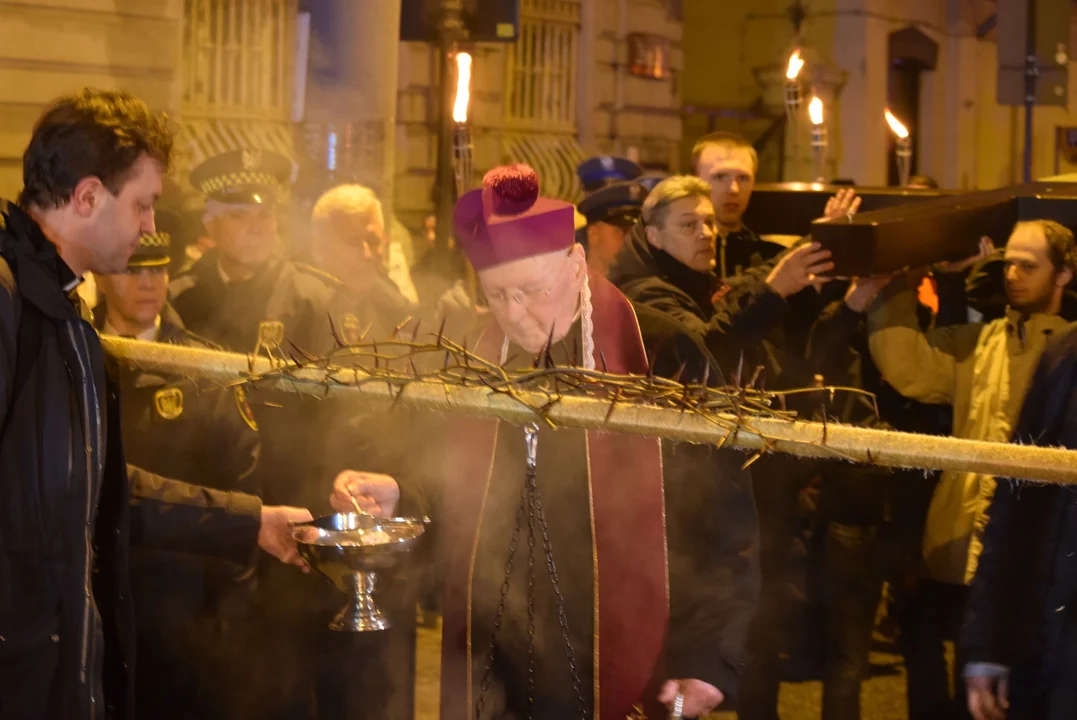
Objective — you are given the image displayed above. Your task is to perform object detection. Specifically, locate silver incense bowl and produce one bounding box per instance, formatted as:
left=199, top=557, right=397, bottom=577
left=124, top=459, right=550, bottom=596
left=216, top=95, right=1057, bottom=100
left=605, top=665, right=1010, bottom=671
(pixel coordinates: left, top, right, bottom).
left=292, top=512, right=427, bottom=632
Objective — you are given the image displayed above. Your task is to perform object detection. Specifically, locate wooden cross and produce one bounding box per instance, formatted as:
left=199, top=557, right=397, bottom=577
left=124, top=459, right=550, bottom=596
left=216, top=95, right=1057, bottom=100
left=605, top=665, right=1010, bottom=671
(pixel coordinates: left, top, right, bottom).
left=744, top=181, right=1077, bottom=277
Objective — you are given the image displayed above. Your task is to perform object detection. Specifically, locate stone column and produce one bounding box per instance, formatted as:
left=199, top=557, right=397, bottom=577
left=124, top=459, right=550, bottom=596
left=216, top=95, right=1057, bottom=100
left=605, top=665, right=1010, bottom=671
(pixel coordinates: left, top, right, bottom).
left=302, top=0, right=403, bottom=219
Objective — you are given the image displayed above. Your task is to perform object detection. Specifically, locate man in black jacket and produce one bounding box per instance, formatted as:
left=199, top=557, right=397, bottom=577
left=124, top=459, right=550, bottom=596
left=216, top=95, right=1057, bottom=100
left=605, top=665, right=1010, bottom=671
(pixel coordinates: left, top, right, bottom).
left=963, top=323, right=1077, bottom=720
left=0, top=89, right=311, bottom=720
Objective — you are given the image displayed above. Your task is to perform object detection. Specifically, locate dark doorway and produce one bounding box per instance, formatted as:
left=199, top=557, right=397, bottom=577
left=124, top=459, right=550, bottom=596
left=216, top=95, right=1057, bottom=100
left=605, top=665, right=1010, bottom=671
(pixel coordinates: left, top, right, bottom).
left=887, top=26, right=938, bottom=186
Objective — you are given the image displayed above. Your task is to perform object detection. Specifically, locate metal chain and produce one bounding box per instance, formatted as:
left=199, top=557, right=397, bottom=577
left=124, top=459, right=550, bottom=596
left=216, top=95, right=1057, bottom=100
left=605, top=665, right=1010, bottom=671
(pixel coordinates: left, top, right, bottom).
left=526, top=450, right=538, bottom=720
left=532, top=481, right=589, bottom=720
left=475, top=424, right=588, bottom=720
left=475, top=479, right=528, bottom=720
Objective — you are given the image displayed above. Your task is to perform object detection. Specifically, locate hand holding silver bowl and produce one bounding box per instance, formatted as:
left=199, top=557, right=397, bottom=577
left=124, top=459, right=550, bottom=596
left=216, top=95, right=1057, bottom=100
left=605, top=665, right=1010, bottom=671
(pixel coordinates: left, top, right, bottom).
left=292, top=512, right=427, bottom=632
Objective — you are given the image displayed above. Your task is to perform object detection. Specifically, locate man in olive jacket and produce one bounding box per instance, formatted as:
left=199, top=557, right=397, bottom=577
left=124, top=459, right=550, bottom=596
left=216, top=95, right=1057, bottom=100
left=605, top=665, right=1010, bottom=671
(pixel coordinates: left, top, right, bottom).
left=0, top=89, right=311, bottom=720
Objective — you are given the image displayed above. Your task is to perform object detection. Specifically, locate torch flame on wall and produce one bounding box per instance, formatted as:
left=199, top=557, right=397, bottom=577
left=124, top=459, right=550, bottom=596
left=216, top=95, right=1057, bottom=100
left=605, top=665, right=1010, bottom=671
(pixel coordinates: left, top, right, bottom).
left=452, top=52, right=472, bottom=123
left=786, top=50, right=804, bottom=81
left=808, top=96, right=824, bottom=125
left=884, top=108, right=909, bottom=138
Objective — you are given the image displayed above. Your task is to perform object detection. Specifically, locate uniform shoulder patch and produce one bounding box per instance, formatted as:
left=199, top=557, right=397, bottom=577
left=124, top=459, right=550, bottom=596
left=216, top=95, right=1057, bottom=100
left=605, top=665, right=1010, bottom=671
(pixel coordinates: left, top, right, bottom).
left=234, top=386, right=259, bottom=431
left=153, top=387, right=184, bottom=420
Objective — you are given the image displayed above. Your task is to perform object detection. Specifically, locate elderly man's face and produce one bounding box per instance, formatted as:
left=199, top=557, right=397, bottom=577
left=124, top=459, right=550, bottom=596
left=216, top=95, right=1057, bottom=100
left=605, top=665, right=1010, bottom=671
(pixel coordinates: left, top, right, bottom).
left=646, top=195, right=718, bottom=272
left=696, top=145, right=755, bottom=231
left=327, top=209, right=386, bottom=266
left=205, top=204, right=278, bottom=271
left=479, top=246, right=587, bottom=355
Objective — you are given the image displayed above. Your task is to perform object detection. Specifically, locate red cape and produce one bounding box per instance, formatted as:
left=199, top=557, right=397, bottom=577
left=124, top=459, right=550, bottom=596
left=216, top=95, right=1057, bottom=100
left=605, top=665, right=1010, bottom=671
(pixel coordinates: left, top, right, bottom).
left=439, top=272, right=669, bottom=720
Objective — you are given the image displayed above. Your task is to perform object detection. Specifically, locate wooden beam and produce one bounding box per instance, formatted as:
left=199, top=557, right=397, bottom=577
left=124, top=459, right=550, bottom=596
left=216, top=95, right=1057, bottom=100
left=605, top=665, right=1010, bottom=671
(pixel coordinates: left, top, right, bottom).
left=101, top=336, right=1077, bottom=486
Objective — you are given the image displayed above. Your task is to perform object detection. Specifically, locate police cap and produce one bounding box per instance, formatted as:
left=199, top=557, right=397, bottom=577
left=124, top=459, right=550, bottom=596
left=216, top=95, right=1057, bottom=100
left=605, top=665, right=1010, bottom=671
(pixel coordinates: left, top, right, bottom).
left=189, top=148, right=294, bottom=205
left=129, top=208, right=182, bottom=268
left=576, top=156, right=644, bottom=193
left=578, top=180, right=648, bottom=228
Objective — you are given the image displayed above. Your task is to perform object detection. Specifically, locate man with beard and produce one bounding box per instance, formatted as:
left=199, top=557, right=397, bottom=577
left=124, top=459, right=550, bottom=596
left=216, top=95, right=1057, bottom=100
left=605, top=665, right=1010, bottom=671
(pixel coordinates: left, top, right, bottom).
left=92, top=215, right=261, bottom=720
left=331, top=164, right=755, bottom=720
left=0, top=89, right=312, bottom=720
left=868, top=220, right=1077, bottom=718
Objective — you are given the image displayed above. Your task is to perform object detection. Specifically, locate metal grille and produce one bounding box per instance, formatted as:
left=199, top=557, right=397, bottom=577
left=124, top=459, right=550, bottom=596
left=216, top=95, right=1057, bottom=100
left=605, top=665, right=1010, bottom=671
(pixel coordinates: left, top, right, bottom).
left=181, top=0, right=294, bottom=120
left=505, top=0, right=580, bottom=133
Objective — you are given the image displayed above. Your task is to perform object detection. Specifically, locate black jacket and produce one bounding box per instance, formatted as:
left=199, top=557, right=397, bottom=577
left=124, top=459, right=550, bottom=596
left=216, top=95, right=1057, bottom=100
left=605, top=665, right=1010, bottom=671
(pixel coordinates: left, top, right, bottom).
left=169, top=249, right=347, bottom=357
left=605, top=234, right=762, bottom=699
left=0, top=202, right=263, bottom=720
left=803, top=276, right=965, bottom=526
left=962, top=326, right=1077, bottom=718
left=608, top=222, right=787, bottom=381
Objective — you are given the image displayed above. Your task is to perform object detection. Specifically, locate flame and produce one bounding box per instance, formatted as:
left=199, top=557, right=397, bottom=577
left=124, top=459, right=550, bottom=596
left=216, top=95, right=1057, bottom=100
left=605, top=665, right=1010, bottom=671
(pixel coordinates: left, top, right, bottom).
left=786, top=50, right=804, bottom=81
left=452, top=52, right=472, bottom=123
left=808, top=96, right=824, bottom=125
left=884, top=108, right=909, bottom=138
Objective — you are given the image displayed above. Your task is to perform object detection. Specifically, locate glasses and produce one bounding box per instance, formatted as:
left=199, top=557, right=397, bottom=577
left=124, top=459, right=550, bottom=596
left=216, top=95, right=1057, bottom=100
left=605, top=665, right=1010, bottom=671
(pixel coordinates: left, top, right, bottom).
left=484, top=254, right=571, bottom=308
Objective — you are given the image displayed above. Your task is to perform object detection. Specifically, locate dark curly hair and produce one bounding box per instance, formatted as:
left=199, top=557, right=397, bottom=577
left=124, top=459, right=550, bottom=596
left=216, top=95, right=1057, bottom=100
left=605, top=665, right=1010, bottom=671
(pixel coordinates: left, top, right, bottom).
left=19, top=88, right=173, bottom=210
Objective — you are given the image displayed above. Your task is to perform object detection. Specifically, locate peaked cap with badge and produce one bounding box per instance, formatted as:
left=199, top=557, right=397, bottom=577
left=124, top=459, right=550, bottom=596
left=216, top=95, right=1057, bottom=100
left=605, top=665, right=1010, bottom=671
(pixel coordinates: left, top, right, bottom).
left=578, top=180, right=650, bottom=229
left=189, top=148, right=295, bottom=205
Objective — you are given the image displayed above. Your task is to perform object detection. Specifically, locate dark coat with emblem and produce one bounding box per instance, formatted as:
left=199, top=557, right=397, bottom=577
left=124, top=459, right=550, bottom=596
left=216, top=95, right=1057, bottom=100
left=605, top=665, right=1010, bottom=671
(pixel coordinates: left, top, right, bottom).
left=91, top=304, right=261, bottom=627
left=91, top=304, right=261, bottom=719
left=170, top=248, right=420, bottom=719
left=169, top=249, right=346, bottom=357
left=0, top=201, right=263, bottom=720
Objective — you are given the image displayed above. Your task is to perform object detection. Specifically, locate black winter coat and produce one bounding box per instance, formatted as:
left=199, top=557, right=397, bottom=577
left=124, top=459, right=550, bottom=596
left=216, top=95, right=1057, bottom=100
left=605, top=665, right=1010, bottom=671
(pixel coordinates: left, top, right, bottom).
left=0, top=202, right=262, bottom=720
left=963, top=325, right=1077, bottom=719
left=608, top=222, right=787, bottom=382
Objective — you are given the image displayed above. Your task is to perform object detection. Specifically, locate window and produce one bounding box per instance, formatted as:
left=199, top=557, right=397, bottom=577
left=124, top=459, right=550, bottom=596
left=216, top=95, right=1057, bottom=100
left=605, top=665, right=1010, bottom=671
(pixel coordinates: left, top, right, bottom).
left=505, top=0, right=580, bottom=133
left=182, top=0, right=294, bottom=120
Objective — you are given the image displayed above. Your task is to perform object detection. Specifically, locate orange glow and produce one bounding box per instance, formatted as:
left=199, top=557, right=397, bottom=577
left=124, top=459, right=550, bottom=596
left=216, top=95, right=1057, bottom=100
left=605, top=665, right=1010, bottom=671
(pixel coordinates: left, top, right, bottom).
left=452, top=52, right=472, bottom=123
left=809, top=96, right=824, bottom=125
left=884, top=108, right=909, bottom=138
left=786, top=50, right=804, bottom=81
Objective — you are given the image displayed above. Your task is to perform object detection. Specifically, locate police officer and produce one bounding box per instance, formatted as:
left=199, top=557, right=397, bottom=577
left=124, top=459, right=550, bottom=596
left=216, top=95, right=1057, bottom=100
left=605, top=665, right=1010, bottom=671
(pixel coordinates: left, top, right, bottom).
left=577, top=180, right=650, bottom=278
left=574, top=156, right=645, bottom=274
left=94, top=211, right=261, bottom=720
left=172, top=152, right=414, bottom=720
left=170, top=149, right=346, bottom=357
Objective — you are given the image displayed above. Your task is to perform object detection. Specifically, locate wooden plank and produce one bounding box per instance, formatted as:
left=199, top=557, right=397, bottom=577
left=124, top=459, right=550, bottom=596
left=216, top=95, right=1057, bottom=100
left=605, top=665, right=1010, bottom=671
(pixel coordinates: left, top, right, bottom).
left=0, top=5, right=179, bottom=72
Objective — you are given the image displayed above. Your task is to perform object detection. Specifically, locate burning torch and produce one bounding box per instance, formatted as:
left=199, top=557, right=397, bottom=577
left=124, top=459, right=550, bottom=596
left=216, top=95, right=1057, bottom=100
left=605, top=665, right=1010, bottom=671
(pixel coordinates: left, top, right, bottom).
left=885, top=108, right=911, bottom=187
left=785, top=49, right=805, bottom=179
left=452, top=51, right=473, bottom=198
left=809, top=96, right=827, bottom=182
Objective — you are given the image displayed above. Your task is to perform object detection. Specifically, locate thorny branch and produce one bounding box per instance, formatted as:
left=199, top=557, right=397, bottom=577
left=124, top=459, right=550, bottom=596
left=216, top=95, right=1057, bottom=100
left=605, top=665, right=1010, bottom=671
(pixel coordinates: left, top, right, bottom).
left=99, top=323, right=1077, bottom=485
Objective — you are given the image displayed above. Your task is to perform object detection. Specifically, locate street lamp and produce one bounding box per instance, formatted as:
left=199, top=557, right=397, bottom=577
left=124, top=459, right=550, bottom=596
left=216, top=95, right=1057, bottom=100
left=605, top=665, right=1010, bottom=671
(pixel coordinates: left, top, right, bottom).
left=885, top=108, right=911, bottom=187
